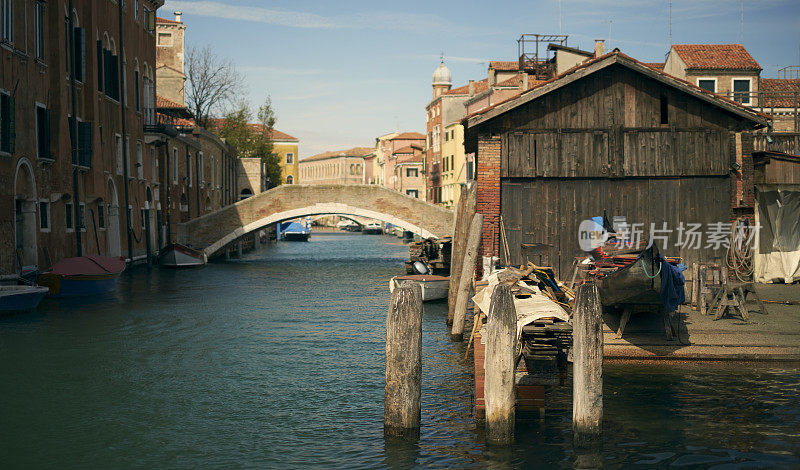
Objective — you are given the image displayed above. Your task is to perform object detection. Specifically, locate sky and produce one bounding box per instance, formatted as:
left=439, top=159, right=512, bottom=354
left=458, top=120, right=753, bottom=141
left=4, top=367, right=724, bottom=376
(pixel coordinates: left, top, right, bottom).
left=162, top=0, right=800, bottom=158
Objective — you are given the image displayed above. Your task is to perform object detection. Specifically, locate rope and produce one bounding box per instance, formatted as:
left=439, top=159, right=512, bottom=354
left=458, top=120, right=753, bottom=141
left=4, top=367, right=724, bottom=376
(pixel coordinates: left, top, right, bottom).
left=727, top=219, right=754, bottom=283
left=641, top=257, right=662, bottom=279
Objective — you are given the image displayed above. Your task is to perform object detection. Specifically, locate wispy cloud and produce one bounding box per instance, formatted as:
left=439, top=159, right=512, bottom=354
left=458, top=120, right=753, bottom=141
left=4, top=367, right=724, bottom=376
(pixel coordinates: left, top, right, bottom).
left=238, top=66, right=324, bottom=76
left=167, top=1, right=474, bottom=34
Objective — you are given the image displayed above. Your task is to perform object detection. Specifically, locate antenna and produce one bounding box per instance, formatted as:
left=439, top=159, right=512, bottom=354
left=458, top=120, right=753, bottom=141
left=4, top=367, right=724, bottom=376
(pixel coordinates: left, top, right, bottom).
left=603, top=20, right=613, bottom=49
left=669, top=0, right=673, bottom=45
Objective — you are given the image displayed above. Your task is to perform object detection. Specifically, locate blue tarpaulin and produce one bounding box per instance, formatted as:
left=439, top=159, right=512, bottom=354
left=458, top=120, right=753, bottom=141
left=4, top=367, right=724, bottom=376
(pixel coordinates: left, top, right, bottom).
left=659, top=254, right=687, bottom=312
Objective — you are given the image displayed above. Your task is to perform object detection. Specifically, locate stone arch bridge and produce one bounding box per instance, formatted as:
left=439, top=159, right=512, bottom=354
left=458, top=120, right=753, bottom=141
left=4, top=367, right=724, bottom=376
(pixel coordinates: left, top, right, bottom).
left=177, top=184, right=455, bottom=256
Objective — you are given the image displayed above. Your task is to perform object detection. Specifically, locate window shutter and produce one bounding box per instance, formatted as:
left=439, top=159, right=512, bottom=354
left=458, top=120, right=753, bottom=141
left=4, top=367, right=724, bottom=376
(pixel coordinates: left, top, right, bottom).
left=97, top=40, right=103, bottom=92
left=68, top=116, right=76, bottom=162
left=73, top=27, right=86, bottom=82
left=43, top=108, right=51, bottom=159
left=112, top=54, right=120, bottom=100
left=146, top=10, right=156, bottom=34
left=78, top=121, right=92, bottom=167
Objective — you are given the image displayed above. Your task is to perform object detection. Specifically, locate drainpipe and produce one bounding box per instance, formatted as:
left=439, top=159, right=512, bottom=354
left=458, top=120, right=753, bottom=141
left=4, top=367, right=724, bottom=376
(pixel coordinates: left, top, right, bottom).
left=185, top=143, right=191, bottom=219
left=195, top=150, right=200, bottom=215
left=118, top=0, right=133, bottom=261
left=165, top=139, right=171, bottom=244
left=67, top=0, right=82, bottom=256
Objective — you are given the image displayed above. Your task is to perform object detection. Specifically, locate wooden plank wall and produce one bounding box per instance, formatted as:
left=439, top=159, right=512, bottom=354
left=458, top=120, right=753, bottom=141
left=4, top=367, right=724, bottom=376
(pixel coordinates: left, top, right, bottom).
left=501, top=177, right=731, bottom=278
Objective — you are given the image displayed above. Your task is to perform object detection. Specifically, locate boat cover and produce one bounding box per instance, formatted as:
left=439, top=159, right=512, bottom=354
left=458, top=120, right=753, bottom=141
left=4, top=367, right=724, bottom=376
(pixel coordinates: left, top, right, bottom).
left=49, top=256, right=126, bottom=276
left=755, top=187, right=800, bottom=283
left=282, top=222, right=309, bottom=233
left=659, top=255, right=686, bottom=313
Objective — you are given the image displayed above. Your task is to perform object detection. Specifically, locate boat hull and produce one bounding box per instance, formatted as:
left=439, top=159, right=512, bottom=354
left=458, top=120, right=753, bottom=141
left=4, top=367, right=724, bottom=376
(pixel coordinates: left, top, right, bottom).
left=282, top=232, right=310, bottom=241
left=39, top=273, right=121, bottom=297
left=0, top=286, right=49, bottom=312
left=362, top=226, right=383, bottom=235
left=596, top=245, right=663, bottom=307
left=158, top=244, right=208, bottom=268
left=390, top=275, right=449, bottom=302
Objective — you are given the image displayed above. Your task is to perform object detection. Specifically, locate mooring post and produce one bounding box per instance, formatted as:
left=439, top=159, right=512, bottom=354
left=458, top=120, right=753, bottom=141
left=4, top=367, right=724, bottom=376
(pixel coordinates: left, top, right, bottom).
left=384, top=280, right=423, bottom=439
left=448, top=183, right=477, bottom=326
left=484, top=283, right=516, bottom=445
left=451, top=212, right=484, bottom=341
left=572, top=282, right=603, bottom=446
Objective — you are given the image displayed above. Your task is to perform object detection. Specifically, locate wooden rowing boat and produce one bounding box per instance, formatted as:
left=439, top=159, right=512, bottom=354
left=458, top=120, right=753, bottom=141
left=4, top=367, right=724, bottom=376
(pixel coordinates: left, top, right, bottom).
left=389, top=275, right=449, bottom=302
left=595, top=244, right=663, bottom=307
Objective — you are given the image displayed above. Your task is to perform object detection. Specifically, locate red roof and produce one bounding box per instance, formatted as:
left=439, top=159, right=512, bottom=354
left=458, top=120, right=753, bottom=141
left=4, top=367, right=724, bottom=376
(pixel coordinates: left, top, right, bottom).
left=390, top=132, right=425, bottom=141
left=643, top=62, right=665, bottom=71
left=156, top=17, right=182, bottom=24
left=494, top=74, right=547, bottom=89
left=393, top=144, right=423, bottom=154
left=445, top=79, right=489, bottom=96
left=760, top=78, right=800, bottom=107
left=301, top=147, right=374, bottom=162
left=489, top=61, right=519, bottom=71
left=156, top=95, right=184, bottom=109
left=672, top=44, right=761, bottom=71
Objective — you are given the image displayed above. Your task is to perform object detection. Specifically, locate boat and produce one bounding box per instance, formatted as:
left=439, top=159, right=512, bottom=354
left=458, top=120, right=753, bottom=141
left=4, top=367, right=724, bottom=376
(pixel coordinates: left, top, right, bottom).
left=593, top=243, right=664, bottom=306
left=362, top=223, right=383, bottom=235
left=281, top=222, right=311, bottom=241
left=158, top=243, right=208, bottom=268
left=38, top=255, right=126, bottom=297
left=389, top=274, right=450, bottom=302
left=0, top=285, right=49, bottom=312
left=337, top=220, right=356, bottom=231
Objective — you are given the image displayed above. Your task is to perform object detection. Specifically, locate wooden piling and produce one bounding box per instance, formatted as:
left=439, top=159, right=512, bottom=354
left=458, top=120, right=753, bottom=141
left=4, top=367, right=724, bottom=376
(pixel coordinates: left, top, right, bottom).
left=484, top=284, right=516, bottom=445
left=384, top=280, right=423, bottom=438
left=451, top=212, right=484, bottom=342
left=448, top=183, right=477, bottom=326
left=572, top=282, right=603, bottom=445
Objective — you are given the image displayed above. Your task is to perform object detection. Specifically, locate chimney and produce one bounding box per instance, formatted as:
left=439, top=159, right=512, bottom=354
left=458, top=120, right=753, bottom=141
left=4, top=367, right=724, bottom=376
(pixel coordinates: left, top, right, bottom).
left=468, top=80, right=475, bottom=96
left=520, top=72, right=528, bottom=91
left=174, top=10, right=182, bottom=22
left=488, top=69, right=496, bottom=86
left=594, top=39, right=605, bottom=58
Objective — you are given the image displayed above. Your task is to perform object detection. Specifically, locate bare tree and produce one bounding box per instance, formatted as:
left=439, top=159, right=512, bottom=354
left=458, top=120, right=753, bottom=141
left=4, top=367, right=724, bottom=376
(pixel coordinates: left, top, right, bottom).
left=185, top=45, right=243, bottom=128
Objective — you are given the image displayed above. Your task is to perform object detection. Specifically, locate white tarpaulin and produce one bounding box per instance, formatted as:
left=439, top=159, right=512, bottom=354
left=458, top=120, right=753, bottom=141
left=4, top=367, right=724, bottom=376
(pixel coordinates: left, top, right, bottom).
left=472, top=270, right=570, bottom=341
left=755, top=186, right=800, bottom=283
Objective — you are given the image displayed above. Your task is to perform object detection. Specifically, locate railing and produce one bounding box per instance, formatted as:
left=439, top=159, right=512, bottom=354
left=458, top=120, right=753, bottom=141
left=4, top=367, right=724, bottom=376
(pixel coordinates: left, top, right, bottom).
left=143, top=112, right=178, bottom=137
left=753, top=133, right=800, bottom=156
left=779, top=66, right=800, bottom=80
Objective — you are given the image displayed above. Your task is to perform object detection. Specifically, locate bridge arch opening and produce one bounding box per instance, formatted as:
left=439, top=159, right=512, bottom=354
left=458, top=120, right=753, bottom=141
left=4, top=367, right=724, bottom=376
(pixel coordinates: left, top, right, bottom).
left=203, top=203, right=439, bottom=256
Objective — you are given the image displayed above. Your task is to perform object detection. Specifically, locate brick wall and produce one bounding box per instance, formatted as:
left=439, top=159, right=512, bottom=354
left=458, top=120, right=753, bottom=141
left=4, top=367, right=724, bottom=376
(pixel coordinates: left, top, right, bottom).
left=731, top=132, right=756, bottom=224
left=476, top=137, right=501, bottom=259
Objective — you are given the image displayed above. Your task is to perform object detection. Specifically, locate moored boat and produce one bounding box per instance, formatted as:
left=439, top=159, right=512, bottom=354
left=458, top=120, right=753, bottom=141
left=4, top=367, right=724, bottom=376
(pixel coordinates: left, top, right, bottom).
left=38, top=255, right=126, bottom=297
left=362, top=223, right=383, bottom=235
left=0, top=285, right=49, bottom=312
left=158, top=243, right=208, bottom=268
left=389, top=274, right=449, bottom=302
left=281, top=222, right=311, bottom=241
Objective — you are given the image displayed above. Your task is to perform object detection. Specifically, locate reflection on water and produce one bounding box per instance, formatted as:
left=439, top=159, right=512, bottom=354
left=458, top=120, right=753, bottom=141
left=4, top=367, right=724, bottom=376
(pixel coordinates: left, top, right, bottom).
left=1, top=232, right=798, bottom=468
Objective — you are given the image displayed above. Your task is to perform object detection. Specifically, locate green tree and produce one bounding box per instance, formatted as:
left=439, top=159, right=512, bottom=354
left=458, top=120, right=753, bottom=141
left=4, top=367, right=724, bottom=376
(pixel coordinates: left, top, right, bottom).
left=216, top=97, right=283, bottom=189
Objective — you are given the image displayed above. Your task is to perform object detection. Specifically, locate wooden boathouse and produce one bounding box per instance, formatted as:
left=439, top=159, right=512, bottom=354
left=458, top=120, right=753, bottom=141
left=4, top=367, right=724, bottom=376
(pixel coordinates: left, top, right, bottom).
left=465, top=51, right=770, bottom=277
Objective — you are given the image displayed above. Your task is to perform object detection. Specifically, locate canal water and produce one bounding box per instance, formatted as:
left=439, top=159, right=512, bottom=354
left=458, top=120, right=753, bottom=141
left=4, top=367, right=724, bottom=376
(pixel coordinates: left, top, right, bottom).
left=1, top=232, right=799, bottom=468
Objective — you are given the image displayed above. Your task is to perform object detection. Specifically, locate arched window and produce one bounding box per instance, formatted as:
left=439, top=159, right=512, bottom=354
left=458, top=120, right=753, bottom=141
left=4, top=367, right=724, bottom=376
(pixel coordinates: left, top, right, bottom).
left=286, top=175, right=293, bottom=184
left=240, top=188, right=253, bottom=200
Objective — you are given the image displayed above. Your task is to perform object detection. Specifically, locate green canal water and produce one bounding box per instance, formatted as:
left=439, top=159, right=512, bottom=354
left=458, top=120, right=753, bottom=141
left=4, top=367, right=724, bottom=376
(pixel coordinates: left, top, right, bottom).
left=1, top=232, right=799, bottom=468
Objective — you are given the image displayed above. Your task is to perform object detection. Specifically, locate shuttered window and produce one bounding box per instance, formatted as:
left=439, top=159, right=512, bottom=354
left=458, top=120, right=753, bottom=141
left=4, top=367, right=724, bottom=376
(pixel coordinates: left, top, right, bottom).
left=36, top=104, right=51, bottom=160
left=97, top=40, right=103, bottom=92
left=0, top=92, right=14, bottom=154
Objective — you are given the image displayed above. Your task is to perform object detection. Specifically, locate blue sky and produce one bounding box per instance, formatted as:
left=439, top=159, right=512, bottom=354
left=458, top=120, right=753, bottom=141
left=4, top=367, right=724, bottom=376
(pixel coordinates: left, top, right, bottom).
left=162, top=0, right=800, bottom=158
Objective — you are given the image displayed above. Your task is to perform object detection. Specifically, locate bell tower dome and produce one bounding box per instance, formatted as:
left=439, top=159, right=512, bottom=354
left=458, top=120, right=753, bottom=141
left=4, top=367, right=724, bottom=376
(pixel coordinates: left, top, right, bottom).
left=432, top=60, right=452, bottom=99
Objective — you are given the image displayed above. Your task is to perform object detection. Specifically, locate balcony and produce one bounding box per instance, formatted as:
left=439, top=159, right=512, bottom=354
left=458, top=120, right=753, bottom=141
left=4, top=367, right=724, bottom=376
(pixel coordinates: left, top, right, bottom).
left=143, top=110, right=178, bottom=137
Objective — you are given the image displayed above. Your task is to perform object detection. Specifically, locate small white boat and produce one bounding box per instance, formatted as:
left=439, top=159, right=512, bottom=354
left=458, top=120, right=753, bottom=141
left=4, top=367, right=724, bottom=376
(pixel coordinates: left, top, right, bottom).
left=390, top=275, right=450, bottom=302
left=362, top=223, right=383, bottom=235
left=0, top=285, right=49, bottom=312
left=158, top=244, right=208, bottom=268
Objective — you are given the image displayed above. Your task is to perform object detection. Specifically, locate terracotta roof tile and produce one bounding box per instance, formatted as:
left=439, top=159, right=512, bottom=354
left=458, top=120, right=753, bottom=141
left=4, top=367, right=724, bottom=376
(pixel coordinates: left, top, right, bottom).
left=390, top=132, right=425, bottom=140
left=156, top=95, right=184, bottom=109
left=760, top=78, right=800, bottom=107
left=301, top=147, right=374, bottom=163
left=489, top=61, right=519, bottom=71
left=393, top=144, right=423, bottom=154
left=643, top=62, right=665, bottom=71
left=494, top=74, right=547, bottom=89
left=672, top=44, right=761, bottom=71
left=156, top=17, right=182, bottom=24
left=445, top=79, right=489, bottom=95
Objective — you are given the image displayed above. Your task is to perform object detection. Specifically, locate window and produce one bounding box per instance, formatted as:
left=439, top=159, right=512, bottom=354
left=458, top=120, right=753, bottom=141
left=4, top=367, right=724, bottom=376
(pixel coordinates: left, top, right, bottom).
left=286, top=175, right=293, bottom=184
left=1, top=91, right=14, bottom=154
left=134, top=69, right=140, bottom=111
left=140, top=208, right=146, bottom=229
left=188, top=154, right=193, bottom=187
left=136, top=141, right=143, bottom=179
left=143, top=7, right=155, bottom=34
left=71, top=26, right=86, bottom=82
left=198, top=152, right=203, bottom=183
left=697, top=78, right=716, bottom=93
left=34, top=1, right=45, bottom=60
left=36, top=104, right=51, bottom=159
left=406, top=190, right=419, bottom=198
left=733, top=79, right=751, bottom=104
left=65, top=203, right=74, bottom=231
left=406, top=168, right=418, bottom=178
left=39, top=201, right=50, bottom=231
left=97, top=204, right=105, bottom=229
left=151, top=148, right=157, bottom=183
left=78, top=203, right=85, bottom=231
left=134, top=0, right=139, bottom=22
left=660, top=95, right=669, bottom=125
left=2, top=0, right=12, bottom=43
left=125, top=136, right=131, bottom=177
left=157, top=32, right=172, bottom=47
left=172, top=148, right=178, bottom=184
left=115, top=134, right=123, bottom=174
left=286, top=152, right=294, bottom=164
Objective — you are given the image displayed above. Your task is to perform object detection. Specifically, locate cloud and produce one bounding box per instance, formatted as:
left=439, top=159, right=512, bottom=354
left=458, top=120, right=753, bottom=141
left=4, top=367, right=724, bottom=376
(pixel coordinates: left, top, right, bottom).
left=166, top=1, right=473, bottom=34
left=238, top=66, right=324, bottom=76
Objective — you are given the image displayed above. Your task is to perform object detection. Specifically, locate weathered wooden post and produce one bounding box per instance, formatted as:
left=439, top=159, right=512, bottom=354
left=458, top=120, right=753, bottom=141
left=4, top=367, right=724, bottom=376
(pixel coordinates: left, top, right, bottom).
left=448, top=183, right=477, bottom=325
left=451, top=212, right=484, bottom=341
left=484, top=284, right=516, bottom=445
left=572, top=282, right=603, bottom=446
left=384, top=280, right=423, bottom=438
